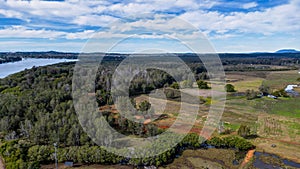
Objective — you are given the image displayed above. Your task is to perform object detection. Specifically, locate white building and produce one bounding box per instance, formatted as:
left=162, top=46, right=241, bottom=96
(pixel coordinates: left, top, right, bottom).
left=285, top=85, right=298, bottom=92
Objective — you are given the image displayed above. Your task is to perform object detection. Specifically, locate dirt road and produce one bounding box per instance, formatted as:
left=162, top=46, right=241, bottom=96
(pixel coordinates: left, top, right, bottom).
left=0, top=157, right=5, bottom=169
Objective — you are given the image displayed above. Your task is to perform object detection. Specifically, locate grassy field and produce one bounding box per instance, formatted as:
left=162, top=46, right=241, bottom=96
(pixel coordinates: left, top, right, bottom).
left=254, top=97, right=300, bottom=118
left=85, top=70, right=300, bottom=168
left=253, top=138, right=300, bottom=164
left=160, top=149, right=240, bottom=169
left=263, top=70, right=300, bottom=90
left=225, top=72, right=265, bottom=92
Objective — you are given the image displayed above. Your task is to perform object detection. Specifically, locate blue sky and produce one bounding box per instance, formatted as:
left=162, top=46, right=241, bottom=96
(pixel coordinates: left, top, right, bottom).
left=0, top=0, right=299, bottom=53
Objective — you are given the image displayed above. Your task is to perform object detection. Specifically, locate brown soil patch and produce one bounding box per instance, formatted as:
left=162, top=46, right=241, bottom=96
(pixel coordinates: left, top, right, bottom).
left=241, top=149, right=255, bottom=167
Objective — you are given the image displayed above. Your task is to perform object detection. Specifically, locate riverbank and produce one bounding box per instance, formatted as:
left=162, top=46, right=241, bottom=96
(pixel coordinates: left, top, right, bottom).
left=240, top=149, right=255, bottom=168
left=253, top=137, right=300, bottom=164
left=0, top=58, right=78, bottom=78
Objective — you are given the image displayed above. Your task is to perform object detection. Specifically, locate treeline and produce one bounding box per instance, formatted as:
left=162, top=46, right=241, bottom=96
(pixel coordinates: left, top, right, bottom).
left=0, top=133, right=254, bottom=169
left=0, top=62, right=92, bottom=146
left=0, top=56, right=22, bottom=64
left=2, top=52, right=300, bottom=67
left=207, top=135, right=254, bottom=150
left=0, top=52, right=78, bottom=59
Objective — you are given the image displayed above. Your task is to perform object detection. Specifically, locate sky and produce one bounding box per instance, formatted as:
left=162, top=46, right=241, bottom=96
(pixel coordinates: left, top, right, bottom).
left=0, top=0, right=299, bottom=53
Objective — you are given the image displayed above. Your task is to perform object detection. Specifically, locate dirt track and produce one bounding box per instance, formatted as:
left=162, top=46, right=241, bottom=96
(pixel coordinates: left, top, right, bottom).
left=0, top=157, right=5, bottom=169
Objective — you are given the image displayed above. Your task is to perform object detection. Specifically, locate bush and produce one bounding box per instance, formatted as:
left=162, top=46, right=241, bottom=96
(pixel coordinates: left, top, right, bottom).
left=259, top=85, right=270, bottom=96
left=207, top=136, right=255, bottom=151
left=170, top=82, right=179, bottom=89
left=181, top=133, right=203, bottom=148
left=27, top=145, right=54, bottom=163
left=225, top=84, right=236, bottom=92
left=197, top=80, right=210, bottom=89
left=272, top=89, right=289, bottom=97
left=0, top=140, right=31, bottom=169
left=27, top=161, right=40, bottom=169
left=139, top=100, right=151, bottom=111
left=237, top=125, right=251, bottom=138
left=245, top=89, right=259, bottom=100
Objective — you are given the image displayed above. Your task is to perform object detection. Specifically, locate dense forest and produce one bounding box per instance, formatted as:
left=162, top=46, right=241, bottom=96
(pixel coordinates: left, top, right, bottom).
left=0, top=56, right=22, bottom=64
left=0, top=56, right=212, bottom=168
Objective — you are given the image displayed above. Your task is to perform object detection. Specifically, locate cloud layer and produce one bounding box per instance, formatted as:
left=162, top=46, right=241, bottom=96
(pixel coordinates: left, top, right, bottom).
left=0, top=0, right=299, bottom=52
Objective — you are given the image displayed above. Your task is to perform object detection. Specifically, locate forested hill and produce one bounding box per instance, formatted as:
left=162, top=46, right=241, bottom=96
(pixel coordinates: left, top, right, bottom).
left=0, top=51, right=78, bottom=59
left=1, top=51, right=300, bottom=60
left=0, top=55, right=22, bottom=64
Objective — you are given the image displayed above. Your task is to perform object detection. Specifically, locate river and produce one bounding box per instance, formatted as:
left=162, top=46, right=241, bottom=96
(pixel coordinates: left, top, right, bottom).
left=253, top=151, right=300, bottom=168
left=0, top=58, right=78, bottom=79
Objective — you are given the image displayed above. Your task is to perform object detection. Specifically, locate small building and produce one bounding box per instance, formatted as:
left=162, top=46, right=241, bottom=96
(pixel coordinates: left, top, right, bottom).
left=284, top=85, right=298, bottom=92
left=284, top=85, right=299, bottom=96
left=64, top=161, right=74, bottom=167
left=267, top=95, right=277, bottom=99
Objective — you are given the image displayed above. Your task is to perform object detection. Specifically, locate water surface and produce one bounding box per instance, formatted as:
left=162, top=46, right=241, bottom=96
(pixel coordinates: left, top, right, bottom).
left=0, top=58, right=78, bottom=78
left=254, top=151, right=300, bottom=168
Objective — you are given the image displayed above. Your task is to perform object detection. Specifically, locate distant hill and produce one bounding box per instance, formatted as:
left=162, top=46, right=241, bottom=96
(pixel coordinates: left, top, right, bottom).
left=275, top=49, right=300, bottom=53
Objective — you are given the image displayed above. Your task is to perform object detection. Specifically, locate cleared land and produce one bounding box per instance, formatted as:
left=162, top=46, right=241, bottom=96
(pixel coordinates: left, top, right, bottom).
left=135, top=70, right=300, bottom=165
left=160, top=149, right=239, bottom=169
left=263, top=70, right=300, bottom=90
left=226, top=72, right=265, bottom=92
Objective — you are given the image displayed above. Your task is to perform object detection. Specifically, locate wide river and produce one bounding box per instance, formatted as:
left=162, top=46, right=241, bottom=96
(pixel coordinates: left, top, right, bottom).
left=0, top=58, right=78, bottom=78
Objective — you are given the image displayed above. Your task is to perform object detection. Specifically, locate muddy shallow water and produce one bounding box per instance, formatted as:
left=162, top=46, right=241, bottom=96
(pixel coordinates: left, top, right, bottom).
left=254, top=151, right=300, bottom=169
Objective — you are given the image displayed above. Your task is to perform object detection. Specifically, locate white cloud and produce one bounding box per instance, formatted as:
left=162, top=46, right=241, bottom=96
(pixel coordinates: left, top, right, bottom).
left=180, top=0, right=300, bottom=38
left=65, top=30, right=96, bottom=39
left=73, top=15, right=118, bottom=27
left=2, top=0, right=110, bottom=25
left=0, top=9, right=23, bottom=19
left=0, top=26, right=96, bottom=40
left=0, top=0, right=299, bottom=52
left=0, top=40, right=86, bottom=52
left=242, top=2, right=258, bottom=9
left=0, top=26, right=65, bottom=39
left=0, top=0, right=219, bottom=28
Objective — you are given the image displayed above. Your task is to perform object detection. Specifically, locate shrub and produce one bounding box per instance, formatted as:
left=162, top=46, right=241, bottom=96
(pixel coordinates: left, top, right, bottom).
left=170, top=82, right=179, bottom=89
left=207, top=136, right=255, bottom=151
left=197, top=80, right=210, bottom=89
left=272, top=89, right=289, bottom=97
left=245, top=89, right=259, bottom=100
left=225, top=84, right=236, bottom=92
left=259, top=85, right=270, bottom=96
left=237, top=125, right=251, bottom=138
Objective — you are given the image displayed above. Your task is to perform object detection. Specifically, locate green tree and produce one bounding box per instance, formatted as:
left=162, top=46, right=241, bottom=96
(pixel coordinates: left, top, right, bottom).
left=259, top=85, right=270, bottom=96
left=225, top=84, right=236, bottom=92
left=272, top=89, right=289, bottom=97
left=237, top=125, right=251, bottom=138
left=245, top=89, right=258, bottom=100
left=170, top=82, right=179, bottom=89
left=197, top=80, right=210, bottom=89
left=139, top=100, right=151, bottom=112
